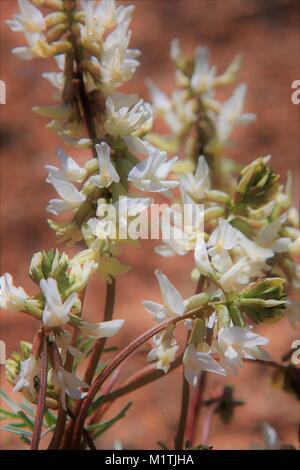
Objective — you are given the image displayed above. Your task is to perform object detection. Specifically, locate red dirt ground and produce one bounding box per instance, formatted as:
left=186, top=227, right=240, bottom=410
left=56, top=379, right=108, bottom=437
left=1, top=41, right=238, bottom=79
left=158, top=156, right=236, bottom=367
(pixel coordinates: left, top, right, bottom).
left=0, top=0, right=299, bottom=449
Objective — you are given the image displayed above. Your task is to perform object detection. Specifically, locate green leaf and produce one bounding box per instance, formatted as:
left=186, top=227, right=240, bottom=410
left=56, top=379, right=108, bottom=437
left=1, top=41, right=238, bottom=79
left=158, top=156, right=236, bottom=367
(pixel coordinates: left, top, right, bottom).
left=20, top=435, right=31, bottom=446
left=87, top=402, right=132, bottom=439
left=19, top=402, right=35, bottom=417
left=0, top=408, right=19, bottom=420
left=17, top=411, right=34, bottom=430
left=1, top=425, right=32, bottom=437
left=0, top=390, right=19, bottom=413
left=44, top=409, right=56, bottom=428
left=157, top=441, right=169, bottom=450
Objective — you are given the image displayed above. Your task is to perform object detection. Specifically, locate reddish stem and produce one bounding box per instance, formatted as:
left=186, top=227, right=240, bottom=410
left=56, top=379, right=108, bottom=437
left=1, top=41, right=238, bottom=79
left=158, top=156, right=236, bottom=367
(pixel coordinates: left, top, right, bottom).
left=31, top=333, right=48, bottom=450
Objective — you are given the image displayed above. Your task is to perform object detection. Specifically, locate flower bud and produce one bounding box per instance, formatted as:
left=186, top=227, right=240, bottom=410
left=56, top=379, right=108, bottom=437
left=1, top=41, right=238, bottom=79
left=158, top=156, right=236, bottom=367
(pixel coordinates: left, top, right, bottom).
left=184, top=292, right=211, bottom=311
left=188, top=318, right=205, bottom=347
left=204, top=206, right=225, bottom=222
left=205, top=190, right=231, bottom=205
left=228, top=304, right=246, bottom=327
left=29, top=249, right=69, bottom=285
left=45, top=12, right=67, bottom=28
left=45, top=23, right=67, bottom=43
left=234, top=156, right=279, bottom=215
left=239, top=278, right=286, bottom=323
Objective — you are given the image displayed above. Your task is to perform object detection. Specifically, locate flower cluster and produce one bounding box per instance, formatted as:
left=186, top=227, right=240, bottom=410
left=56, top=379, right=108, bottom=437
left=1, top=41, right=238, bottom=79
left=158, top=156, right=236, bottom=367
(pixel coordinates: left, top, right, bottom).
left=2, top=250, right=124, bottom=409
left=2, top=0, right=299, bottom=451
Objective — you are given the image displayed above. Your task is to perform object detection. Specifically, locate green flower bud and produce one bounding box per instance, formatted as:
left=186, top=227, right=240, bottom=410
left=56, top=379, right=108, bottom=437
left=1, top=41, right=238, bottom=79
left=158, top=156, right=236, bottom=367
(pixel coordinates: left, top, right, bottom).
left=189, top=318, right=206, bottom=347
left=239, top=278, right=286, bottom=323
left=185, top=292, right=211, bottom=311
left=29, top=249, right=69, bottom=283
left=228, top=304, right=246, bottom=327
left=234, top=156, right=280, bottom=215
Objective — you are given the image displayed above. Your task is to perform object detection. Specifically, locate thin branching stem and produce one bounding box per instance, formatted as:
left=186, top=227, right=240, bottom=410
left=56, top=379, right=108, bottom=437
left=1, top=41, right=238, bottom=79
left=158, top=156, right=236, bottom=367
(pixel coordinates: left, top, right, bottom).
left=71, top=309, right=204, bottom=449
left=31, top=333, right=48, bottom=450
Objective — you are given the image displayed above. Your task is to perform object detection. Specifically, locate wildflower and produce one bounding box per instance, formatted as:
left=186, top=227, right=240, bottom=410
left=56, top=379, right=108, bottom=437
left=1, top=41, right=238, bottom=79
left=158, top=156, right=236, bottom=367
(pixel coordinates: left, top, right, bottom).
left=54, top=330, right=81, bottom=365
left=127, top=143, right=178, bottom=193
left=13, top=356, right=40, bottom=399
left=147, top=334, right=179, bottom=373
left=217, top=327, right=269, bottom=374
left=216, top=84, right=256, bottom=143
left=6, top=0, right=46, bottom=34
left=0, top=273, right=28, bottom=312
left=78, top=318, right=124, bottom=338
left=104, top=92, right=153, bottom=137
left=183, top=344, right=226, bottom=386
left=51, top=366, right=88, bottom=411
left=190, top=47, right=216, bottom=94
left=45, top=147, right=87, bottom=183
left=88, top=142, right=120, bottom=188
left=47, top=178, right=86, bottom=215
left=180, top=156, right=210, bottom=200
left=39, top=278, right=78, bottom=328
left=146, top=79, right=171, bottom=116
left=143, top=270, right=185, bottom=321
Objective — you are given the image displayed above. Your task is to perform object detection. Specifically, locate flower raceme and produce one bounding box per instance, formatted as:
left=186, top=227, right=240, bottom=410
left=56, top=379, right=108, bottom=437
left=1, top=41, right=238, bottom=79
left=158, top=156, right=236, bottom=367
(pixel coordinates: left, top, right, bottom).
left=3, top=0, right=299, bottom=451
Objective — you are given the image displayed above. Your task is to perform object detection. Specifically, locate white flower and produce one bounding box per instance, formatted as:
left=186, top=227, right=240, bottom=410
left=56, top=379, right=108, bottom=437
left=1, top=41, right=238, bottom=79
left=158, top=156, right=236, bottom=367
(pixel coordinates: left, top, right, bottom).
left=45, top=147, right=87, bottom=183
left=164, top=90, right=196, bottom=136
left=13, top=356, right=40, bottom=399
left=99, top=19, right=140, bottom=94
left=217, top=327, right=269, bottom=374
left=112, top=196, right=153, bottom=236
left=194, top=238, right=214, bottom=276
left=0, top=273, right=28, bottom=312
left=216, top=84, right=256, bottom=143
left=47, top=178, right=86, bottom=215
left=69, top=260, right=97, bottom=290
left=82, top=0, right=134, bottom=36
left=39, top=278, right=78, bottom=328
left=237, top=231, right=274, bottom=263
left=180, top=156, right=211, bottom=200
left=156, top=191, right=204, bottom=257
left=54, top=330, right=82, bottom=365
left=51, top=366, right=88, bottom=411
left=183, top=344, right=226, bottom=386
left=208, top=219, right=239, bottom=254
left=218, top=257, right=249, bottom=292
left=6, top=0, right=45, bottom=34
left=147, top=334, right=179, bottom=373
left=88, top=142, right=120, bottom=188
left=143, top=270, right=185, bottom=321
left=78, top=318, right=124, bottom=338
left=104, top=92, right=153, bottom=137
left=11, top=31, right=40, bottom=60
left=190, top=47, right=216, bottom=94
left=146, top=79, right=171, bottom=116
left=251, top=423, right=282, bottom=450
left=255, top=217, right=291, bottom=254
left=127, top=142, right=178, bottom=193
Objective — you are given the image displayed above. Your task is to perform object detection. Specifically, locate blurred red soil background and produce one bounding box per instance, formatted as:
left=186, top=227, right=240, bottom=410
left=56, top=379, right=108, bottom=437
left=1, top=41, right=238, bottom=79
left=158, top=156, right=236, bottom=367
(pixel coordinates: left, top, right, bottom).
left=0, top=0, right=299, bottom=450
